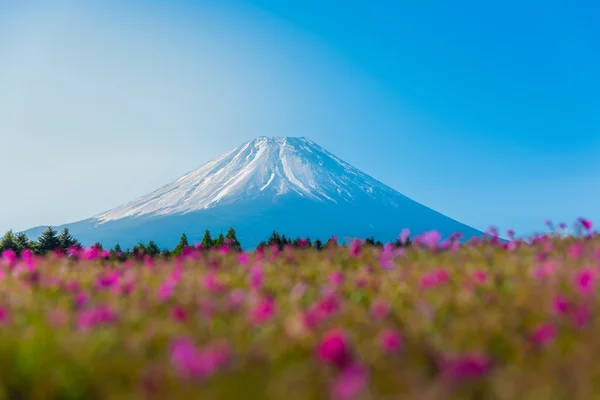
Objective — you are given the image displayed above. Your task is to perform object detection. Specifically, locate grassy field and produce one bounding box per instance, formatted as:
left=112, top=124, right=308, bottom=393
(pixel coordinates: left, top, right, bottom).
left=0, top=225, right=598, bottom=399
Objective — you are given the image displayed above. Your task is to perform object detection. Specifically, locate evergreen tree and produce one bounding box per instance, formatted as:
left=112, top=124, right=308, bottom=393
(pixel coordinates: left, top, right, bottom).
left=172, top=233, right=189, bottom=256
left=225, top=227, right=241, bottom=250
left=146, top=241, right=160, bottom=257
left=15, top=233, right=33, bottom=254
left=214, top=233, right=225, bottom=248
left=131, top=242, right=147, bottom=256
left=36, top=227, right=60, bottom=255
left=57, top=228, right=81, bottom=252
left=92, top=242, right=104, bottom=251
left=314, top=239, right=323, bottom=251
left=0, top=231, right=19, bottom=253
left=201, top=230, right=214, bottom=249
left=267, top=231, right=282, bottom=247
left=161, top=248, right=172, bottom=258
left=365, top=236, right=376, bottom=246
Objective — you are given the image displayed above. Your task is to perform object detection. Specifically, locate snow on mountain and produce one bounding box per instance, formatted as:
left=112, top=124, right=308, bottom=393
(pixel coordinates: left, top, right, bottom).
left=94, top=136, right=400, bottom=223
left=24, top=136, right=483, bottom=248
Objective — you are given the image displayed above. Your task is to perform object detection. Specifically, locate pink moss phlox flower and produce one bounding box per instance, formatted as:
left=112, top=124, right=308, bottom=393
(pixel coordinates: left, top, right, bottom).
left=171, top=305, right=188, bottom=322
left=420, top=268, right=450, bottom=289
left=471, top=269, right=488, bottom=285
left=399, top=228, right=411, bottom=244
left=532, top=261, right=557, bottom=280
left=95, top=271, right=120, bottom=289
left=331, top=363, right=368, bottom=400
left=415, top=230, right=441, bottom=249
left=379, top=329, right=402, bottom=352
left=504, top=241, right=518, bottom=252
left=202, top=272, right=226, bottom=293
left=238, top=252, right=250, bottom=266
left=82, top=247, right=100, bottom=261
left=77, top=305, right=117, bottom=331
left=574, top=267, right=596, bottom=295
left=507, top=229, right=516, bottom=239
left=545, top=220, right=553, bottom=228
left=170, top=337, right=231, bottom=379
left=228, top=289, right=246, bottom=309
left=1, top=250, right=17, bottom=268
left=349, top=239, right=364, bottom=257
left=531, top=322, right=557, bottom=346
left=249, top=265, right=264, bottom=290
left=552, top=295, right=570, bottom=315
left=329, top=272, right=344, bottom=286
left=317, top=294, right=341, bottom=317
left=74, top=291, right=89, bottom=310
left=317, top=329, right=352, bottom=369
left=0, top=307, right=11, bottom=325
left=158, top=280, right=176, bottom=302
left=579, top=218, right=593, bottom=231
left=440, top=353, right=491, bottom=381
left=568, top=243, right=584, bottom=259
left=370, top=300, right=390, bottom=321
left=249, top=297, right=276, bottom=325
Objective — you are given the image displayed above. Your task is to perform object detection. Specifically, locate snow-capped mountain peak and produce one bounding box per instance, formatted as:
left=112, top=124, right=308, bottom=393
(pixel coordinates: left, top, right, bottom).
left=95, top=136, right=396, bottom=223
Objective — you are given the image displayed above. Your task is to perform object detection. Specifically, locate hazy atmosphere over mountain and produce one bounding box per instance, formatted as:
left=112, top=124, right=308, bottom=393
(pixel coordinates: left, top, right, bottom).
left=24, top=137, right=482, bottom=248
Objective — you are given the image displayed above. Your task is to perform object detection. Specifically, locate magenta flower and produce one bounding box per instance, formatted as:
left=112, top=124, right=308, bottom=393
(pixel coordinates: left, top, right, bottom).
left=77, top=305, right=117, bottom=331
left=171, top=305, right=188, bottom=322
left=329, top=272, right=344, bottom=286
left=415, top=230, right=441, bottom=249
left=95, top=271, right=120, bottom=289
left=399, top=228, right=411, bottom=244
left=1, top=250, right=17, bottom=268
left=420, top=268, right=450, bottom=289
left=530, top=322, right=557, bottom=346
left=370, top=300, right=390, bottom=321
left=507, top=229, right=515, bottom=239
left=47, top=309, right=69, bottom=327
left=74, top=291, right=89, bottom=310
left=0, top=307, right=11, bottom=325
left=331, top=363, right=368, bottom=400
left=228, top=289, right=246, bottom=309
left=579, top=218, right=593, bottom=231
left=202, top=272, right=225, bottom=293
left=440, top=353, right=491, bottom=380
left=552, top=295, right=570, bottom=315
left=349, top=239, right=363, bottom=257
left=238, top=252, right=250, bottom=266
left=568, top=243, right=584, bottom=259
left=249, top=297, right=276, bottom=325
left=471, top=269, right=488, bottom=285
left=379, top=329, right=402, bottom=352
left=249, top=265, right=264, bottom=290
left=574, top=267, right=596, bottom=295
left=532, top=261, right=557, bottom=280
left=317, top=329, right=351, bottom=369
left=170, top=337, right=231, bottom=379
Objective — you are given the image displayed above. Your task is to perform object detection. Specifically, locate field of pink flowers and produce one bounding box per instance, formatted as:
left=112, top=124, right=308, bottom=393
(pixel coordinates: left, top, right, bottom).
left=0, top=221, right=598, bottom=399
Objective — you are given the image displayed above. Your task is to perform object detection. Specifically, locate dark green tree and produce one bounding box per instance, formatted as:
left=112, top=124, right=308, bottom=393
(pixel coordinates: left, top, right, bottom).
left=201, top=230, right=214, bottom=249
left=57, top=228, right=81, bottom=252
left=161, top=248, right=172, bottom=258
left=225, top=227, right=241, bottom=250
left=146, top=241, right=160, bottom=257
left=172, top=233, right=189, bottom=256
left=15, top=233, right=34, bottom=254
left=0, top=231, right=19, bottom=253
left=36, top=227, right=60, bottom=255
left=313, top=239, right=323, bottom=251
left=214, top=233, right=225, bottom=248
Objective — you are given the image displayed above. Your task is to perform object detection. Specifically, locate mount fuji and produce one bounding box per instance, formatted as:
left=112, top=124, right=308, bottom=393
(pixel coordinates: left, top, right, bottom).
left=24, top=137, right=482, bottom=248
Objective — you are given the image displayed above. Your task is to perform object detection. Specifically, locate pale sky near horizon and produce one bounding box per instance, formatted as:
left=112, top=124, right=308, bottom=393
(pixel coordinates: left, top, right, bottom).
left=1, top=0, right=599, bottom=237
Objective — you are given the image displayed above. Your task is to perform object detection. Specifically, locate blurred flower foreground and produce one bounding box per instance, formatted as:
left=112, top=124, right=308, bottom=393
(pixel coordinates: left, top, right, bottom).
left=0, top=219, right=597, bottom=400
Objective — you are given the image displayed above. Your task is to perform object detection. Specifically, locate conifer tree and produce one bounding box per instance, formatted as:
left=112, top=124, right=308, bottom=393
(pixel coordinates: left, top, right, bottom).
left=161, top=248, right=171, bottom=258
left=57, top=228, right=81, bottom=252
left=36, top=227, right=60, bottom=255
left=214, top=233, right=225, bottom=248
left=146, top=241, right=160, bottom=257
left=15, top=233, right=33, bottom=254
left=201, top=230, right=214, bottom=249
left=0, top=231, right=19, bottom=253
left=313, top=239, right=323, bottom=251
left=172, top=233, right=189, bottom=256
left=225, top=227, right=241, bottom=250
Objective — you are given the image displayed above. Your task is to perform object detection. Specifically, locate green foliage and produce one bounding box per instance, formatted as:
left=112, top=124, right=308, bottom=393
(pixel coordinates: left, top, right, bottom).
left=0, top=231, right=19, bottom=253
left=214, top=233, right=225, bottom=248
left=36, top=227, right=60, bottom=255
left=172, top=233, right=189, bottom=256
left=57, top=228, right=81, bottom=252
left=225, top=227, right=241, bottom=250
left=201, top=230, right=213, bottom=249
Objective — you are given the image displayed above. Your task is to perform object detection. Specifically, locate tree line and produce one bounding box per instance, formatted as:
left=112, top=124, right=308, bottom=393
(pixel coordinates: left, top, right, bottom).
left=0, top=226, right=411, bottom=259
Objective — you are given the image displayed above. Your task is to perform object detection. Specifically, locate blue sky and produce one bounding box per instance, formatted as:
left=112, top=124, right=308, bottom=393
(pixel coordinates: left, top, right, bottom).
left=0, top=0, right=598, bottom=237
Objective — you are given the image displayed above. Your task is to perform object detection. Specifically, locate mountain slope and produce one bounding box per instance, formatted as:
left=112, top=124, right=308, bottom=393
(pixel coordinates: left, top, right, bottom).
left=25, top=137, right=482, bottom=248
